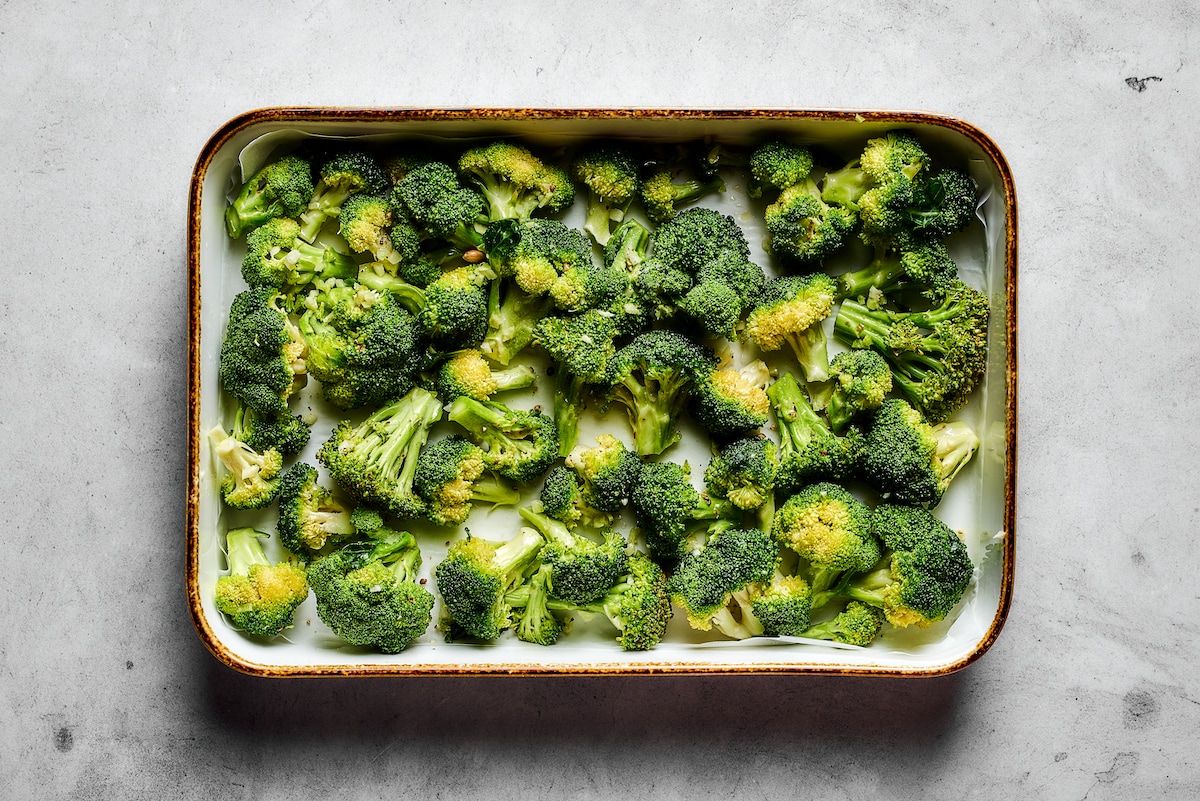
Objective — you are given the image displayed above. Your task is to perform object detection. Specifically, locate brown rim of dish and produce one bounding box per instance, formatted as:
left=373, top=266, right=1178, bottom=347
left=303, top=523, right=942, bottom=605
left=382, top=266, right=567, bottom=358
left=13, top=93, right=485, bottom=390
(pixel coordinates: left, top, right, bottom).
left=187, top=107, right=1017, bottom=678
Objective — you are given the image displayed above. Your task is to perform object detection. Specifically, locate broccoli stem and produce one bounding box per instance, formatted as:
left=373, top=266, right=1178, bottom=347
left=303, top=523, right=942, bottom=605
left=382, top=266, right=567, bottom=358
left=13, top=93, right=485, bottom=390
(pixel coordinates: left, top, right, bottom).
left=354, top=271, right=427, bottom=315
left=492, top=364, right=538, bottom=395
left=298, top=181, right=356, bottom=243
left=225, top=528, right=272, bottom=575
left=481, top=279, right=546, bottom=366
left=820, top=163, right=869, bottom=209
left=614, top=372, right=690, bottom=456
left=554, top=369, right=586, bottom=457
left=518, top=505, right=576, bottom=550
left=932, top=421, right=981, bottom=486
left=767, top=372, right=827, bottom=451
left=784, top=324, right=831, bottom=383
left=471, top=475, right=521, bottom=507
left=838, top=252, right=905, bottom=300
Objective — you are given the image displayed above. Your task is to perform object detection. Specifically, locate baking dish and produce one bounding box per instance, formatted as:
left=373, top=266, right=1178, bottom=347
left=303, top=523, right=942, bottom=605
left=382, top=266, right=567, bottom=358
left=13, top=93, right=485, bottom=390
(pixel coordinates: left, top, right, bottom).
left=186, top=107, right=1017, bottom=677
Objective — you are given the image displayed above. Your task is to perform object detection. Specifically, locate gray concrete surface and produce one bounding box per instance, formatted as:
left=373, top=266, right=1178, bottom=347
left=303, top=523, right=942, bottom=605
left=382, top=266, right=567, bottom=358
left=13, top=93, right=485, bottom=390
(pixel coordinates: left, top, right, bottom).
left=2, top=1, right=1198, bottom=798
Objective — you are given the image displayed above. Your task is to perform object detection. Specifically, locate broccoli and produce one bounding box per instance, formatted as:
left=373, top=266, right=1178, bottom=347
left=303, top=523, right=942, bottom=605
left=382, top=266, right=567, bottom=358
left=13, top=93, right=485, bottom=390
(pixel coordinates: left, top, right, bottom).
left=571, top=143, right=640, bottom=245
left=208, top=424, right=283, bottom=510
left=800, top=600, right=885, bottom=646
left=841, top=504, right=973, bottom=628
left=744, top=273, right=837, bottom=383
left=434, top=527, right=546, bottom=640
left=480, top=278, right=553, bottom=366
left=519, top=505, right=629, bottom=605
left=834, top=280, right=989, bottom=422
left=446, top=395, right=559, bottom=483
left=504, top=563, right=565, bottom=645
left=902, top=168, right=978, bottom=237
left=768, top=371, right=863, bottom=493
left=836, top=237, right=959, bottom=301
left=690, top=360, right=772, bottom=439
left=225, top=154, right=314, bottom=238
left=564, top=433, right=640, bottom=518
left=632, top=257, right=692, bottom=323
left=639, top=169, right=724, bottom=224
left=545, top=552, right=673, bottom=651
left=678, top=281, right=740, bottom=340
left=772, top=482, right=879, bottom=605
left=747, top=141, right=814, bottom=198
left=539, top=465, right=585, bottom=526
left=434, top=348, right=537, bottom=402
left=307, top=529, right=434, bottom=652
left=297, top=149, right=388, bottom=243
left=748, top=573, right=814, bottom=637
left=418, top=265, right=491, bottom=348
left=390, top=160, right=486, bottom=251
left=666, top=526, right=779, bottom=637
left=458, top=141, right=574, bottom=221
left=413, top=435, right=520, bottom=526
left=230, top=400, right=310, bottom=458
left=337, top=194, right=402, bottom=265
left=763, top=178, right=857, bottom=266
left=651, top=207, right=750, bottom=277
left=240, top=217, right=358, bottom=292
left=859, top=398, right=980, bottom=506
left=218, top=288, right=308, bottom=417
left=276, top=462, right=357, bottom=557
left=317, top=386, right=444, bottom=517
left=694, top=250, right=767, bottom=309
left=534, top=309, right=620, bottom=455
left=488, top=218, right=599, bottom=309
left=214, top=528, right=308, bottom=637
left=630, top=460, right=741, bottom=565
left=819, top=131, right=931, bottom=246
left=703, top=436, right=777, bottom=511
left=604, top=216, right=650, bottom=276
left=826, top=349, right=893, bottom=433
left=297, top=282, right=419, bottom=410
left=602, top=330, right=717, bottom=456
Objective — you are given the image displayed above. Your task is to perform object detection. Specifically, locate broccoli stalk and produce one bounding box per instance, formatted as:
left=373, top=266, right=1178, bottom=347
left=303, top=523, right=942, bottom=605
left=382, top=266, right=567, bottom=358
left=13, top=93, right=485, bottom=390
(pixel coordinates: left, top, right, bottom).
left=767, top=372, right=862, bottom=494
left=480, top=278, right=553, bottom=366
left=504, top=563, right=565, bottom=645
left=225, top=155, right=314, bottom=238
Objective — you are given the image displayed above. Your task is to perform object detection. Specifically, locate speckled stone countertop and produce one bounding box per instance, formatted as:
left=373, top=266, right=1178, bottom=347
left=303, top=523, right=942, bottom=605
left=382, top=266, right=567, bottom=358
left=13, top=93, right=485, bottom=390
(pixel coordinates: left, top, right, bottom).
left=2, top=2, right=1197, bottom=798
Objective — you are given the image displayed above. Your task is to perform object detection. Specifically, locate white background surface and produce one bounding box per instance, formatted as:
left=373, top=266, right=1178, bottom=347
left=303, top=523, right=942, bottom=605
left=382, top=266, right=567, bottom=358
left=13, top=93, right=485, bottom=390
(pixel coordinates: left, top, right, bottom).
left=2, top=2, right=1197, bottom=798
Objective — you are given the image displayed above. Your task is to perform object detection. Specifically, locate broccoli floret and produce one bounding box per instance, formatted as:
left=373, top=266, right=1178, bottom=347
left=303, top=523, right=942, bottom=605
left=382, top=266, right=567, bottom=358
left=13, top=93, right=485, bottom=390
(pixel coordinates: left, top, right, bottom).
left=639, top=169, right=724, bottom=224
left=571, top=143, right=640, bottom=246
left=841, top=505, right=973, bottom=628
left=382, top=152, right=435, bottom=183
left=534, top=309, right=621, bottom=456
left=690, top=360, right=772, bottom=439
left=547, top=552, right=673, bottom=651
left=678, top=281, right=740, bottom=339
left=435, top=348, right=537, bottom=402
left=539, top=465, right=585, bottom=526
left=218, top=288, right=308, bottom=417
left=434, top=527, right=546, bottom=640
left=317, top=387, right=444, bottom=517
left=860, top=399, right=980, bottom=506
left=520, top=505, right=629, bottom=605
left=214, top=528, right=308, bottom=637
left=826, top=349, right=893, bottom=433
left=208, top=424, right=283, bottom=509
left=800, top=600, right=884, bottom=646
left=307, top=529, right=434, bottom=652
left=276, top=462, right=356, bottom=557
left=630, top=460, right=741, bottom=565
left=748, top=141, right=814, bottom=198
left=703, top=436, right=777, bottom=511
left=225, top=155, right=314, bottom=238
left=390, top=160, right=486, bottom=251
left=768, top=371, right=863, bottom=493
left=488, top=218, right=597, bottom=308
left=834, top=280, right=989, bottom=421
left=745, top=273, right=837, bottom=383
left=749, top=573, right=814, bottom=636
left=338, top=194, right=401, bottom=265
left=241, top=218, right=359, bottom=293
left=860, top=131, right=931, bottom=184
left=694, top=251, right=767, bottom=310
left=230, top=400, right=310, bottom=457
left=479, top=278, right=553, bottom=366
left=763, top=178, right=857, bottom=266
left=651, top=207, right=750, bottom=276
left=458, top=141, right=574, bottom=222
left=666, top=526, right=779, bottom=637
left=602, top=330, right=717, bottom=456
left=297, top=282, right=419, bottom=410
left=565, top=433, right=640, bottom=517
left=820, top=131, right=931, bottom=246
left=298, top=149, right=388, bottom=243
left=419, top=265, right=490, bottom=347
left=836, top=238, right=959, bottom=301
left=604, top=216, right=650, bottom=275
left=632, top=257, right=692, bottom=322
left=413, top=435, right=520, bottom=526
left=903, top=168, right=977, bottom=237
left=446, top=396, right=559, bottom=483
left=504, top=563, right=565, bottom=645
left=773, top=482, right=879, bottom=603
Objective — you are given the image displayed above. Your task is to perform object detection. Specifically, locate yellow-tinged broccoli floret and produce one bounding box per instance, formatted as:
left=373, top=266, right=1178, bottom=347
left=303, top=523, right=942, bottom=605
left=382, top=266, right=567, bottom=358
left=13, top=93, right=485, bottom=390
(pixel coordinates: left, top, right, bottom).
left=690, top=360, right=772, bottom=438
left=446, top=396, right=559, bottom=483
left=703, top=436, right=777, bottom=512
left=225, top=155, right=314, bottom=238
left=458, top=141, right=574, bottom=222
left=764, top=179, right=857, bottom=265
left=745, top=273, right=837, bottom=383
left=297, top=149, right=388, bottom=243
left=571, top=143, right=640, bottom=245
left=413, top=435, right=520, bottom=526
left=666, top=526, right=779, bottom=636
left=565, top=433, right=640, bottom=518
left=773, top=482, right=878, bottom=606
left=215, top=528, right=308, bottom=637
left=276, top=462, right=356, bottom=557
left=434, top=349, right=537, bottom=402
left=434, top=527, right=546, bottom=640
left=208, top=425, right=284, bottom=510
left=639, top=170, right=725, bottom=224
left=748, top=141, right=814, bottom=198
left=801, top=600, right=885, bottom=646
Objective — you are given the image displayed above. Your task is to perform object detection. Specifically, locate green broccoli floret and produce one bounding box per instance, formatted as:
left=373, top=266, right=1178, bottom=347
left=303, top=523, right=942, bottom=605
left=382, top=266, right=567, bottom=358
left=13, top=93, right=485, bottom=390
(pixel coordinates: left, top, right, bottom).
left=690, top=360, right=772, bottom=439
left=639, top=169, right=725, bottom=224
left=317, top=387, right=444, bottom=517
left=504, top=563, right=566, bottom=645
left=337, top=194, right=401, bottom=265
left=241, top=217, right=360, bottom=293
left=520, top=505, right=629, bottom=605
left=418, top=265, right=490, bottom=347
left=841, top=505, right=973, bottom=628
left=275, top=462, right=356, bottom=557
left=836, top=238, right=959, bottom=301
left=768, top=371, right=863, bottom=493
left=834, top=280, right=989, bottom=422
left=860, top=399, right=980, bottom=506
left=666, top=526, right=779, bottom=637
left=571, top=143, right=640, bottom=245
left=565, top=433, right=640, bottom=518
left=694, top=250, right=767, bottom=309
left=546, top=552, right=673, bottom=651
left=297, top=149, right=388, bottom=243
left=772, top=482, right=879, bottom=604
left=413, top=435, right=520, bottom=526
left=678, top=281, right=740, bottom=339
left=630, top=460, right=741, bottom=566
left=434, top=348, right=537, bottom=402
left=800, top=600, right=884, bottom=646
left=434, top=527, right=546, bottom=640
left=632, top=257, right=693, bottom=322
left=748, top=573, right=814, bottom=636
left=820, top=131, right=930, bottom=246
left=539, top=465, right=585, bottom=526
left=763, top=178, right=857, bottom=266
left=651, top=207, right=750, bottom=277
left=479, top=278, right=553, bottom=366
left=390, top=160, right=486, bottom=251
left=748, top=141, right=814, bottom=198
left=902, top=168, right=977, bottom=237
left=826, top=349, right=893, bottom=433
left=307, top=529, right=434, bottom=652
left=230, top=400, right=310, bottom=457
left=602, top=330, right=717, bottom=456
left=208, top=424, right=283, bottom=509
left=703, top=436, right=777, bottom=512
left=745, top=273, right=837, bottom=383
left=218, top=288, right=309, bottom=417
left=534, top=309, right=621, bottom=456
left=225, top=155, right=314, bottom=238
left=446, top=396, right=559, bottom=483
left=488, top=218, right=598, bottom=309
left=214, top=528, right=308, bottom=637
left=297, top=282, right=419, bottom=410
left=458, top=141, right=574, bottom=222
